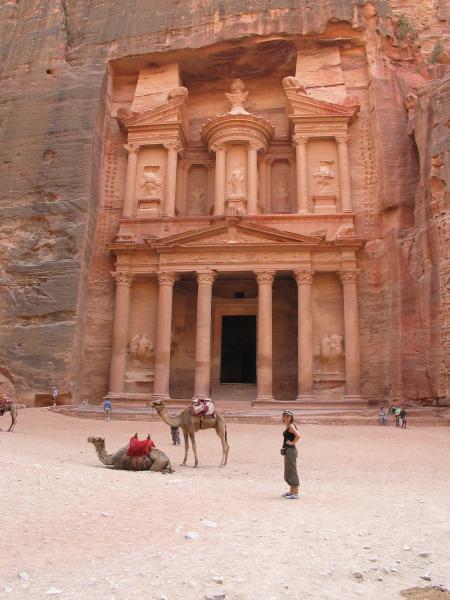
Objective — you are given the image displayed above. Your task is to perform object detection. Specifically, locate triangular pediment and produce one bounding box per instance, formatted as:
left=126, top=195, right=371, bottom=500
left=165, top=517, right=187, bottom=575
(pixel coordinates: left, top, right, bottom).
left=146, top=220, right=324, bottom=250
left=122, top=96, right=186, bottom=128
left=284, top=88, right=356, bottom=120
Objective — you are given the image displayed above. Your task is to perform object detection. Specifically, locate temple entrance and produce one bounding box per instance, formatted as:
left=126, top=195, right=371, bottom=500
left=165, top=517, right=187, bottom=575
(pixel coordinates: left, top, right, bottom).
left=220, top=315, right=256, bottom=384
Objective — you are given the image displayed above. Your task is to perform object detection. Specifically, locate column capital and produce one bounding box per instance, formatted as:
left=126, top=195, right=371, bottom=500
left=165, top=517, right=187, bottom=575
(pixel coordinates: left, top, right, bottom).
left=293, top=134, right=309, bottom=147
left=123, top=143, right=139, bottom=154
left=248, top=141, right=263, bottom=152
left=112, top=270, right=132, bottom=287
left=157, top=271, right=178, bottom=286
left=335, top=134, right=350, bottom=145
left=211, top=141, right=226, bottom=153
left=255, top=270, right=275, bottom=285
left=197, top=270, right=217, bottom=285
left=340, top=269, right=359, bottom=284
left=294, top=270, right=314, bottom=285
left=163, top=141, right=183, bottom=152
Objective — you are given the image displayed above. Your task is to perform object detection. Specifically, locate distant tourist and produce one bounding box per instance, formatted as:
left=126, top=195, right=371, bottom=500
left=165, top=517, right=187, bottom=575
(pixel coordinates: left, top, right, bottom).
left=103, top=398, right=112, bottom=421
left=281, top=410, right=300, bottom=500
left=51, top=386, right=58, bottom=407
left=394, top=406, right=402, bottom=427
left=400, top=406, right=407, bottom=428
left=378, top=406, right=387, bottom=426
left=170, top=426, right=181, bottom=446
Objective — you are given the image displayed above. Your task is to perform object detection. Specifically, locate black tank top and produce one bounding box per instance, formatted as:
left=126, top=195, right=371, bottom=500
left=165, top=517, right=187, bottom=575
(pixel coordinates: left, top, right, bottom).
left=283, top=428, right=295, bottom=447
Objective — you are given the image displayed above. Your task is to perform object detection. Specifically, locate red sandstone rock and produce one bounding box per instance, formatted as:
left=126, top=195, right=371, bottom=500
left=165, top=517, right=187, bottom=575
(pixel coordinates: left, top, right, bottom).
left=0, top=1, right=448, bottom=406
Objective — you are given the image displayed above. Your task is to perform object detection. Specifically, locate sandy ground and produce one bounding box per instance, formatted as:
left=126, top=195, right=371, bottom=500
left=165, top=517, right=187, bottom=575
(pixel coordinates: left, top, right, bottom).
left=0, top=409, right=449, bottom=600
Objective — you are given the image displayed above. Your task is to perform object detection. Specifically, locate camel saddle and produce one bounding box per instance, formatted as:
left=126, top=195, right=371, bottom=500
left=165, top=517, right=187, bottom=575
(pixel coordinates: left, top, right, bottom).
left=127, top=434, right=155, bottom=457
left=0, top=394, right=13, bottom=416
left=191, top=398, right=215, bottom=417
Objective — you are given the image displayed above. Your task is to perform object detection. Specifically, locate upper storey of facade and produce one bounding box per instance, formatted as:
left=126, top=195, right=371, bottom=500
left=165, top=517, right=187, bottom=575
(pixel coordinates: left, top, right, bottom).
left=112, top=55, right=360, bottom=244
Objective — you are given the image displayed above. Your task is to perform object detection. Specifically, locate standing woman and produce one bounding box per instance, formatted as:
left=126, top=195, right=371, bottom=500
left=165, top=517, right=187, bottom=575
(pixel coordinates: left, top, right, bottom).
left=281, top=410, right=300, bottom=499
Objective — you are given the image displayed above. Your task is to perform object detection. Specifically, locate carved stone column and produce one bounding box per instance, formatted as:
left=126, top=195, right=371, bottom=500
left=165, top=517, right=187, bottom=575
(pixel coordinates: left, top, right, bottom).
left=193, top=270, right=216, bottom=399
left=163, top=142, right=181, bottom=217
left=293, top=135, right=309, bottom=214
left=123, top=144, right=139, bottom=218
left=247, top=142, right=260, bottom=215
left=152, top=272, right=177, bottom=401
left=340, top=270, right=361, bottom=398
left=212, top=143, right=226, bottom=216
left=266, top=158, right=273, bottom=213
left=256, top=271, right=275, bottom=402
left=336, top=134, right=352, bottom=212
left=109, top=270, right=132, bottom=393
left=294, top=270, right=314, bottom=401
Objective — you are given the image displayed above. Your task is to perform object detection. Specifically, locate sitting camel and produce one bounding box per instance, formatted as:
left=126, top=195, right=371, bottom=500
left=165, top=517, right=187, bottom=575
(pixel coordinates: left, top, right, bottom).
left=0, top=394, right=17, bottom=432
left=87, top=436, right=174, bottom=473
left=148, top=400, right=229, bottom=468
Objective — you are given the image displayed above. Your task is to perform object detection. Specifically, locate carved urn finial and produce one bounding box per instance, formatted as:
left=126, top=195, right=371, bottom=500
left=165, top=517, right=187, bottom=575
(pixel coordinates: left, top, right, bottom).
left=225, top=79, right=250, bottom=115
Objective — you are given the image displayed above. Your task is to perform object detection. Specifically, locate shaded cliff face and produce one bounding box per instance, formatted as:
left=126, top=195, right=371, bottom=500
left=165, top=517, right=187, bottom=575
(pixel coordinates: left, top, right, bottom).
left=0, top=0, right=448, bottom=404
left=406, top=74, right=450, bottom=404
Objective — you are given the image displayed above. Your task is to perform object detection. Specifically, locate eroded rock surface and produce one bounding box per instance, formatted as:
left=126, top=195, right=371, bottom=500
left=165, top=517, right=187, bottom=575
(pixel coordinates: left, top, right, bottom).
left=0, top=1, right=448, bottom=405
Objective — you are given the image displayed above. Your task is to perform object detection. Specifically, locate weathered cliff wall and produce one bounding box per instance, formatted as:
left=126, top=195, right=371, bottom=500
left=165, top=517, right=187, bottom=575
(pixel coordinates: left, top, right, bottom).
left=0, top=0, right=448, bottom=404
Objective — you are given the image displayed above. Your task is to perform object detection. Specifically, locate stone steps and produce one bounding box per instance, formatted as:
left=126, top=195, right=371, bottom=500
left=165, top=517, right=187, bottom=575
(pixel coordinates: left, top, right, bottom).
left=54, top=404, right=450, bottom=426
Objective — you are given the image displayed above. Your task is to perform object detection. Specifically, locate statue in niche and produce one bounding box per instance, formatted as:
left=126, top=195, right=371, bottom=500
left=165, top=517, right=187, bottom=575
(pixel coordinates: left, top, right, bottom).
left=312, top=160, right=336, bottom=194
left=275, top=177, right=290, bottom=212
left=188, top=185, right=206, bottom=213
left=228, top=167, right=245, bottom=197
left=128, top=334, right=155, bottom=363
left=139, top=166, right=161, bottom=198
left=225, top=79, right=249, bottom=115
left=321, top=334, right=344, bottom=372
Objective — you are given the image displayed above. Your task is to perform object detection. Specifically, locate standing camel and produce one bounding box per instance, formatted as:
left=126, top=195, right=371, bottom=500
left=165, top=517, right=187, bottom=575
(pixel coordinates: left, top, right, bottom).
left=148, top=401, right=229, bottom=467
left=0, top=394, right=17, bottom=432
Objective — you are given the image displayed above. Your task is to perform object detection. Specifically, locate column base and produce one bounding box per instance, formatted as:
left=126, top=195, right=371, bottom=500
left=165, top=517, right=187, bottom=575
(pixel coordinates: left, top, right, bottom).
left=296, top=394, right=315, bottom=403
left=151, top=393, right=171, bottom=402
left=255, top=394, right=274, bottom=403
left=343, top=394, right=366, bottom=405
left=297, top=209, right=309, bottom=215
left=192, top=394, right=210, bottom=401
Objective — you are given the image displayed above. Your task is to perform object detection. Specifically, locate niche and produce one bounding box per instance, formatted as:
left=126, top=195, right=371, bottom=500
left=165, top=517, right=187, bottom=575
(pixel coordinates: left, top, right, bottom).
left=186, top=165, right=209, bottom=215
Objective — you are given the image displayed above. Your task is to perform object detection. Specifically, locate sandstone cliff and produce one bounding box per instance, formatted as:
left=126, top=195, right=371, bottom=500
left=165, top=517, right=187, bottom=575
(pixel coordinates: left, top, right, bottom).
left=0, top=0, right=448, bottom=405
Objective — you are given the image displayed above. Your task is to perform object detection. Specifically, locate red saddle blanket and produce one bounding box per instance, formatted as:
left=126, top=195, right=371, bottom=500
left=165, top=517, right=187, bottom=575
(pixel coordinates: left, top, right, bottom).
left=127, top=436, right=155, bottom=457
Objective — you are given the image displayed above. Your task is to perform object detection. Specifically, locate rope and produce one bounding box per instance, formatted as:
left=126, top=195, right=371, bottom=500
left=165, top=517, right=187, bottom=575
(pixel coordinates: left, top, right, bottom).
left=148, top=402, right=155, bottom=438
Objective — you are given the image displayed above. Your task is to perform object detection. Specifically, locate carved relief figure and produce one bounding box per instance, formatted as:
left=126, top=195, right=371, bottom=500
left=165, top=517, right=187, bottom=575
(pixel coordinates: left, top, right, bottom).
left=271, top=161, right=291, bottom=213
left=139, top=166, right=161, bottom=198
left=188, top=185, right=206, bottom=214
left=321, top=334, right=344, bottom=372
left=225, top=79, right=249, bottom=115
left=167, top=86, right=188, bottom=100
left=312, top=160, right=336, bottom=194
left=228, top=167, right=245, bottom=197
left=128, top=334, right=155, bottom=363
left=282, top=76, right=307, bottom=94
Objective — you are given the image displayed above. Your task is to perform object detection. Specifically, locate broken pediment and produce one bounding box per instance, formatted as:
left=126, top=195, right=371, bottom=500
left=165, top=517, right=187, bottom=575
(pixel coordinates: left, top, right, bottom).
left=120, top=93, right=188, bottom=129
left=284, top=87, right=358, bottom=121
left=146, top=220, right=325, bottom=250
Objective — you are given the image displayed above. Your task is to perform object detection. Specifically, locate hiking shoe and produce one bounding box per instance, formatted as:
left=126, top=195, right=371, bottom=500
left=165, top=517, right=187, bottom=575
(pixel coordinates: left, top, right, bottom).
left=281, top=492, right=291, bottom=497
left=285, top=494, right=299, bottom=499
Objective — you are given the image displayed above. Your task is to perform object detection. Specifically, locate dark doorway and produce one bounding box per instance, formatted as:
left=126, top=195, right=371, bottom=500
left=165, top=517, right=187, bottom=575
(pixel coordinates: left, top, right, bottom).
left=220, top=315, right=256, bottom=383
